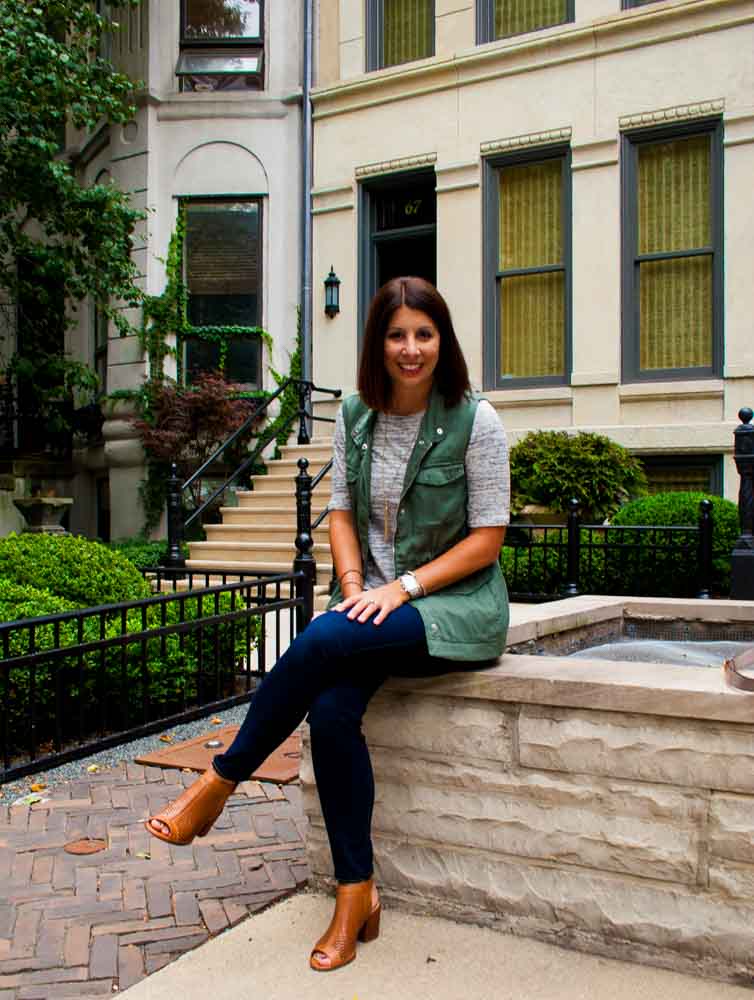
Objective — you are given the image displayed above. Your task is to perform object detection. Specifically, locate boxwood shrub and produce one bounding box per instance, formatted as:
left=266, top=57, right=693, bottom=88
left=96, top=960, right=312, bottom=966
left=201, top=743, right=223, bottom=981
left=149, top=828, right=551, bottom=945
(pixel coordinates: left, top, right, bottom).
left=500, top=491, right=737, bottom=599
left=510, top=430, right=647, bottom=522
left=611, top=492, right=738, bottom=597
left=0, top=536, right=260, bottom=757
left=0, top=532, right=151, bottom=607
left=108, top=537, right=190, bottom=573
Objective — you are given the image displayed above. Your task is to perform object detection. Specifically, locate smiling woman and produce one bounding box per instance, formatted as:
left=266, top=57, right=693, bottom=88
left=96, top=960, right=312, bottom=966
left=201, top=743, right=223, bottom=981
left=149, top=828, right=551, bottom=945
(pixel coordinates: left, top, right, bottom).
left=145, top=277, right=511, bottom=975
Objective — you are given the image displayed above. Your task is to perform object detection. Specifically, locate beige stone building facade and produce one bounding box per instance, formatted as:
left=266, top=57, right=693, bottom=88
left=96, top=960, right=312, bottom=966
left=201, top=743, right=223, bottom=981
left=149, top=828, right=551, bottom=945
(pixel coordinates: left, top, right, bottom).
left=310, top=0, right=754, bottom=502
left=1, top=1, right=304, bottom=540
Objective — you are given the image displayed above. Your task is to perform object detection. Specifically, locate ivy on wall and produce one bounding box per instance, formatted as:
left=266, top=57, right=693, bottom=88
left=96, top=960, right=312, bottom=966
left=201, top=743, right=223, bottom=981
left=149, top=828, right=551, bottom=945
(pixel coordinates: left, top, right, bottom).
left=112, top=209, right=300, bottom=534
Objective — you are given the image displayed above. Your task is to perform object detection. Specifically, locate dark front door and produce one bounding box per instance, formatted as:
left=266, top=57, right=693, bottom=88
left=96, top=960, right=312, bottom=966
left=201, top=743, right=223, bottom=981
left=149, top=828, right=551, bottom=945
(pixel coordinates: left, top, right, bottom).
left=359, top=170, right=437, bottom=340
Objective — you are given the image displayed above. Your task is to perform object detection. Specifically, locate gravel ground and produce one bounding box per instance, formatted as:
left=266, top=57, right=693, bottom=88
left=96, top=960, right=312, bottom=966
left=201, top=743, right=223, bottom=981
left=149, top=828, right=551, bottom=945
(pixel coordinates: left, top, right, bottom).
left=0, top=702, right=252, bottom=807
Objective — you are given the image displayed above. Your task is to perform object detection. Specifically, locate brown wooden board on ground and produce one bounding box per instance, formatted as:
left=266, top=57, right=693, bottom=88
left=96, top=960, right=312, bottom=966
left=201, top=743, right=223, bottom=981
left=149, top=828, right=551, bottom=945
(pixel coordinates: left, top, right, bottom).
left=134, top=726, right=301, bottom=784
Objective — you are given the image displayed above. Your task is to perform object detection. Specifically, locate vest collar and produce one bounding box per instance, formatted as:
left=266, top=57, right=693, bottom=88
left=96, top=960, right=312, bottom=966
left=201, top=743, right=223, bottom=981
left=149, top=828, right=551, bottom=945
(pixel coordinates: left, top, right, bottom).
left=349, top=383, right=450, bottom=446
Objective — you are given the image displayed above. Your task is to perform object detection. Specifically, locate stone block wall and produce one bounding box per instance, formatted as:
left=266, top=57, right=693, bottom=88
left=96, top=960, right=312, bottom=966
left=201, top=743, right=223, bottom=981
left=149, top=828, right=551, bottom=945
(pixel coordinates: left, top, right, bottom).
left=301, top=656, right=754, bottom=986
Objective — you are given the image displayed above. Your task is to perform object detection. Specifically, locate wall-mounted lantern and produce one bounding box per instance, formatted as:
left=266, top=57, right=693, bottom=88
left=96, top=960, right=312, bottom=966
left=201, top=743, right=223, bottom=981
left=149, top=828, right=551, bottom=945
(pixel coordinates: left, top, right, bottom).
left=324, top=267, right=340, bottom=318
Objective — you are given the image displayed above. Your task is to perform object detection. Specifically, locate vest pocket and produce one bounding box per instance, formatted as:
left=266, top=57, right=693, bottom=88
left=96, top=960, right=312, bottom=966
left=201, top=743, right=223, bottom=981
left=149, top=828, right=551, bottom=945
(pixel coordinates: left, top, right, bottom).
left=411, top=463, right=465, bottom=526
left=414, top=463, right=465, bottom=487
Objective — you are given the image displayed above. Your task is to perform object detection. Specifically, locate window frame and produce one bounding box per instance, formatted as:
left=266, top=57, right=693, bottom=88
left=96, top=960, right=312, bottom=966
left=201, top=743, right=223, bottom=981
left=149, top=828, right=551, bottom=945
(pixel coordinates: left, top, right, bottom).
left=177, top=0, right=264, bottom=91
left=621, top=0, right=663, bottom=9
left=366, top=0, right=435, bottom=72
left=179, top=196, right=264, bottom=389
left=180, top=0, right=264, bottom=47
left=483, top=144, right=572, bottom=390
left=476, top=0, right=574, bottom=44
left=621, top=118, right=723, bottom=384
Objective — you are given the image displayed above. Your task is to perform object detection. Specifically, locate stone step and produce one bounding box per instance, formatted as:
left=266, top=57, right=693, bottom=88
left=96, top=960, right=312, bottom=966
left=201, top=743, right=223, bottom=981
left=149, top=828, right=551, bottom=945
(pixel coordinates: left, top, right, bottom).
left=271, top=457, right=333, bottom=476
left=189, top=539, right=332, bottom=563
left=235, top=491, right=330, bottom=511
left=204, top=523, right=329, bottom=543
left=186, top=558, right=332, bottom=586
left=279, top=443, right=334, bottom=462
left=219, top=506, right=332, bottom=527
left=249, top=472, right=332, bottom=494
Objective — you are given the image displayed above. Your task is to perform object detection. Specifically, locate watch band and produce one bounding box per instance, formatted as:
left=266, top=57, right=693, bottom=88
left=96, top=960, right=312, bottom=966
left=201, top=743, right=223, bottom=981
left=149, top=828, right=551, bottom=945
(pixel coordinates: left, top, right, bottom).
left=399, top=572, right=424, bottom=600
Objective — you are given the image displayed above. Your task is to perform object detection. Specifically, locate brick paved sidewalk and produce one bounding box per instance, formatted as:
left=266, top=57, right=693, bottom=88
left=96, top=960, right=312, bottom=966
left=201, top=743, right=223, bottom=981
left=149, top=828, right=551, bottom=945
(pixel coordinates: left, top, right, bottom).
left=0, top=763, right=308, bottom=998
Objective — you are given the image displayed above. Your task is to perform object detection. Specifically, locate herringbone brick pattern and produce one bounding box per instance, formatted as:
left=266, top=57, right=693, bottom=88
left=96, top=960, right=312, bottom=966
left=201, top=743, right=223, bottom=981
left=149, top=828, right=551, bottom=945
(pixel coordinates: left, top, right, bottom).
left=0, top=763, right=308, bottom=997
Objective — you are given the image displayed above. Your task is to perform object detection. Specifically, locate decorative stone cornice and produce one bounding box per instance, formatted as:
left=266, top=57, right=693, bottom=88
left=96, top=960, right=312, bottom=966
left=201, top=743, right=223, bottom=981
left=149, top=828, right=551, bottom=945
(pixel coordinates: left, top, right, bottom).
left=355, top=152, right=437, bottom=178
left=619, top=100, right=724, bottom=131
left=481, top=127, right=571, bottom=155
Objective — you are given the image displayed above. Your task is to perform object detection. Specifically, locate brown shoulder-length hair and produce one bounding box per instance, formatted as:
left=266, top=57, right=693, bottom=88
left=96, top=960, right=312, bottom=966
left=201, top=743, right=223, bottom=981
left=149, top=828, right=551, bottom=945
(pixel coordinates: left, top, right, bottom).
left=357, top=276, right=471, bottom=411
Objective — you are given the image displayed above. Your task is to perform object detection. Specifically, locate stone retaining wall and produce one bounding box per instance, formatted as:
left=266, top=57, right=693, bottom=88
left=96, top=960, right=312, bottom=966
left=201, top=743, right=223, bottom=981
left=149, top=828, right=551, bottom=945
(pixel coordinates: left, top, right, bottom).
left=302, top=650, right=754, bottom=986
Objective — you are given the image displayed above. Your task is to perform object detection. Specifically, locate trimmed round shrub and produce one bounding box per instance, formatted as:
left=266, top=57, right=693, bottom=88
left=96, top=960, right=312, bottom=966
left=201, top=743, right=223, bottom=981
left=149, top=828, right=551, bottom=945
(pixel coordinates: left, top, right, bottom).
left=0, top=532, right=151, bottom=608
left=510, top=430, right=647, bottom=522
left=611, top=492, right=739, bottom=597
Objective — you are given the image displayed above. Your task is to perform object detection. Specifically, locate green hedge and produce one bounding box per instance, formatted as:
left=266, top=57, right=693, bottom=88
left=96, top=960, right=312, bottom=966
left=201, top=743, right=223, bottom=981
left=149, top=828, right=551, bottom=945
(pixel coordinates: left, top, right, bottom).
left=108, top=537, right=190, bottom=573
left=500, top=492, right=737, bottom=599
left=611, top=492, right=738, bottom=597
left=0, top=533, right=151, bottom=607
left=0, top=536, right=260, bottom=756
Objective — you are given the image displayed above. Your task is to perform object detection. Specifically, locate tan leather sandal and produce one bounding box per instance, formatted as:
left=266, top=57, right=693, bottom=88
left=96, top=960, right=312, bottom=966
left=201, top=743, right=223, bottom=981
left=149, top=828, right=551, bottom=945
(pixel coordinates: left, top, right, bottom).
left=310, top=878, right=381, bottom=972
left=145, top=767, right=236, bottom=846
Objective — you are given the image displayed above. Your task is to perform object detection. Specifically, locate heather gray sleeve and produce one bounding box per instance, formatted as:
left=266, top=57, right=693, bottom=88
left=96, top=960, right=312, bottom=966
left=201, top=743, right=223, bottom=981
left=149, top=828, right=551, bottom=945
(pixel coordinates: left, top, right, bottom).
left=466, top=400, right=510, bottom=527
left=328, top=405, right=352, bottom=511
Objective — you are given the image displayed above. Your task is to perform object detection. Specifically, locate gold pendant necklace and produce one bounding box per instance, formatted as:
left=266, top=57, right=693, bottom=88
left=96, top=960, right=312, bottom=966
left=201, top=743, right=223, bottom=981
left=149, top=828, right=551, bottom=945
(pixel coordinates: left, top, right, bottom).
left=381, top=415, right=392, bottom=542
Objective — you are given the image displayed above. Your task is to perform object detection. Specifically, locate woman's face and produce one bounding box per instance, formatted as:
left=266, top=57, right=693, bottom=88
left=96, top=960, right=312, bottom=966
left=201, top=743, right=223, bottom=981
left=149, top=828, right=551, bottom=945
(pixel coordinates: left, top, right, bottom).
left=383, top=304, right=440, bottom=397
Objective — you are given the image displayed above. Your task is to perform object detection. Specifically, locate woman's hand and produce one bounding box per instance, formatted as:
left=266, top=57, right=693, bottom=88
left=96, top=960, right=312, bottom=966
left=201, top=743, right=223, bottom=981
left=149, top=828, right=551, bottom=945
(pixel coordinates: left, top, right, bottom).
left=335, top=580, right=408, bottom=625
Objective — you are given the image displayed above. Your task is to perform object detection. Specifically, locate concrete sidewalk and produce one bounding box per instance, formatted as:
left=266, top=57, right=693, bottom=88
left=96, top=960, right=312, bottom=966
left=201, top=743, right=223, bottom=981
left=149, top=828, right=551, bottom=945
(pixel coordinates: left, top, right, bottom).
left=122, top=891, right=754, bottom=1000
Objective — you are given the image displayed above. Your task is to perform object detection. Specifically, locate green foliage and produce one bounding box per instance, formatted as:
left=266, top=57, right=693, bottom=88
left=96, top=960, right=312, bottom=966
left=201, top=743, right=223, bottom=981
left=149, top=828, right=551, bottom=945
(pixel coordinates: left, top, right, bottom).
left=0, top=533, right=151, bottom=609
left=108, top=537, right=190, bottom=572
left=611, top=491, right=738, bottom=597
left=0, top=537, right=261, bottom=755
left=267, top=314, right=303, bottom=455
left=510, top=430, right=648, bottom=522
left=0, top=0, right=144, bottom=342
left=500, top=490, right=736, bottom=599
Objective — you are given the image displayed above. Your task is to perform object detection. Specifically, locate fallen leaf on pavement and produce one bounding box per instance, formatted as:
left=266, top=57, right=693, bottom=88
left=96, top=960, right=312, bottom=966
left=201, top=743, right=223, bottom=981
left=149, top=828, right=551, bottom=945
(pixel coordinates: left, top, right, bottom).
left=135, top=851, right=151, bottom=860
left=211, top=717, right=222, bottom=725
left=159, top=734, right=174, bottom=743
left=29, top=782, right=46, bottom=792
left=87, top=764, right=99, bottom=773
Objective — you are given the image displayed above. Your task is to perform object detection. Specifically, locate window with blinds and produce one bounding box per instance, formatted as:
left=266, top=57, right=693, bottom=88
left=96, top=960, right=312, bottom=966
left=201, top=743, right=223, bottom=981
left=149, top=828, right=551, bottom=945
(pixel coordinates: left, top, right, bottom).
left=488, top=150, right=570, bottom=384
left=622, top=122, right=722, bottom=381
left=183, top=200, right=262, bottom=386
left=477, top=0, right=573, bottom=42
left=367, top=0, right=434, bottom=70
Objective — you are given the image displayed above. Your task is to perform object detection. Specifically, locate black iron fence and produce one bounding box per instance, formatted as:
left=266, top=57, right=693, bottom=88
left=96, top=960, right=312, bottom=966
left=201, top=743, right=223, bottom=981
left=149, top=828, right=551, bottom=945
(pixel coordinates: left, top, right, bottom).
left=0, top=570, right=308, bottom=784
left=503, top=498, right=713, bottom=602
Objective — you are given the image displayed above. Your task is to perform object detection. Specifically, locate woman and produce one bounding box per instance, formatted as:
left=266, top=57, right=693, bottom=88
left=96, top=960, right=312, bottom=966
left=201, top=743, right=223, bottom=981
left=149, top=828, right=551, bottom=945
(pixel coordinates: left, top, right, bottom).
left=146, top=276, right=510, bottom=972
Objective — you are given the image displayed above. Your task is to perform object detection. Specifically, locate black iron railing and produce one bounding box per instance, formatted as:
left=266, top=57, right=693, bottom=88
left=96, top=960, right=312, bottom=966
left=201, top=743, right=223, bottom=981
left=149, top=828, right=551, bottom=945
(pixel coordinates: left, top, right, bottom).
left=164, top=378, right=341, bottom=569
left=503, top=498, right=713, bottom=602
left=0, top=570, right=308, bottom=784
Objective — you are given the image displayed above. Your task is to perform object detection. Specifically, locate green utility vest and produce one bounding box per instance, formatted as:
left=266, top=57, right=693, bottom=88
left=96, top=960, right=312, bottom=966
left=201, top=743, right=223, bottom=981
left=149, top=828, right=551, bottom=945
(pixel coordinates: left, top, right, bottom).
left=327, top=385, right=509, bottom=661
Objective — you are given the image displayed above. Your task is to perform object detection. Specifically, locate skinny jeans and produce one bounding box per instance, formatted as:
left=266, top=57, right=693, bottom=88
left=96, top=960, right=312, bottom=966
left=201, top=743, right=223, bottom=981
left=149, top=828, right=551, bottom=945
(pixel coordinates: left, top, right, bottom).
left=213, top=603, right=485, bottom=883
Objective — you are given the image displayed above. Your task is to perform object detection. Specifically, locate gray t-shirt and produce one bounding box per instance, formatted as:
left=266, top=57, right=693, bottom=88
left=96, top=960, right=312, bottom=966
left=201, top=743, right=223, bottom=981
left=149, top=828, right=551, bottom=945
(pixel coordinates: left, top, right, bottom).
left=329, top=399, right=510, bottom=588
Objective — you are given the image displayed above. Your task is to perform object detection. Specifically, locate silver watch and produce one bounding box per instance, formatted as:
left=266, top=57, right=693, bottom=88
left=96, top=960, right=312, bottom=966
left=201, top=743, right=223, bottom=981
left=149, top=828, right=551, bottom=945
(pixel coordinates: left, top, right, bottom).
left=398, top=572, right=424, bottom=600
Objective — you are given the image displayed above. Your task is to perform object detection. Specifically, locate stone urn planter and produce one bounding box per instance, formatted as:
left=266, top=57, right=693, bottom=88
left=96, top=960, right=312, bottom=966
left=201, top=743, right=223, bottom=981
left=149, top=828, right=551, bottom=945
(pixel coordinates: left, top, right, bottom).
left=13, top=496, right=73, bottom=534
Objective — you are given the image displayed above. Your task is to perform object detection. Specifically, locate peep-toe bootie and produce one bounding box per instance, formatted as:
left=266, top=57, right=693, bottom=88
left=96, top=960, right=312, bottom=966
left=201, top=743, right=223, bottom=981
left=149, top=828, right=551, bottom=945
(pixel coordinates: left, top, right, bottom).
left=310, top=878, right=381, bottom=972
left=145, top=767, right=236, bottom=846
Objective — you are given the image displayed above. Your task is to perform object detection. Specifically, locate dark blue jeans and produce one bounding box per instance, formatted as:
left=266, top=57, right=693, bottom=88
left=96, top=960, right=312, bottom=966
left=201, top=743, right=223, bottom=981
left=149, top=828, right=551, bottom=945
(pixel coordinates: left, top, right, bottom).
left=213, top=603, right=484, bottom=883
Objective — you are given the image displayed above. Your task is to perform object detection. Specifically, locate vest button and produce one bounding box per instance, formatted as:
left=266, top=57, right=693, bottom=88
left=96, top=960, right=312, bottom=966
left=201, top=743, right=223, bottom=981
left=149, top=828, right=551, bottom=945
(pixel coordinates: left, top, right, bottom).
left=418, top=439, right=424, bottom=445
left=362, top=443, right=368, bottom=450
left=437, top=427, right=444, bottom=435
left=430, top=623, right=439, bottom=632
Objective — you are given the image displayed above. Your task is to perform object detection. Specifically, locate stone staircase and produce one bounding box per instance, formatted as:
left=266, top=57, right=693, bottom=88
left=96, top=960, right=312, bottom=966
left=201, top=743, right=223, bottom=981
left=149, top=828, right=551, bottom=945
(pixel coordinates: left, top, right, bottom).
left=186, top=437, right=335, bottom=612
